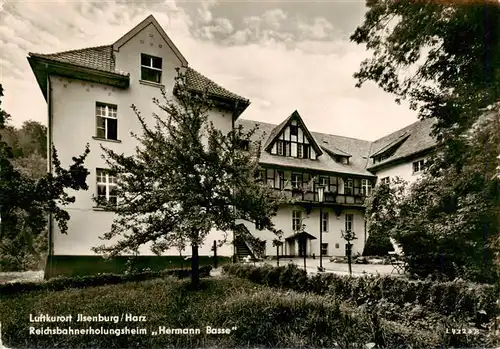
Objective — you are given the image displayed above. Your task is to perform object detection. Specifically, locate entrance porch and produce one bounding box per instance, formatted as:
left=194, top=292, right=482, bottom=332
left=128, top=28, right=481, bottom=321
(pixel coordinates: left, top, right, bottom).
left=284, top=231, right=317, bottom=257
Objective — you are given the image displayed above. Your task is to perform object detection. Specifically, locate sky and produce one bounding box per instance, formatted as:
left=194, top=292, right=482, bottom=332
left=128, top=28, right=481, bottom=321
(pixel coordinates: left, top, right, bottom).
left=0, top=0, right=419, bottom=141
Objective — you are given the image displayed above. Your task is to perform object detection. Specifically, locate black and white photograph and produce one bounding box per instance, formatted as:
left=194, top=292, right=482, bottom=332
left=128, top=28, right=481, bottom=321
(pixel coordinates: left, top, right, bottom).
left=0, top=0, right=499, bottom=348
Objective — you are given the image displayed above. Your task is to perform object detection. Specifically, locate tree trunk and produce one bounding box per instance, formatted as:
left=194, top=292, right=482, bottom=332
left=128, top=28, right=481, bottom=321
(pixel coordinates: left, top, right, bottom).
left=347, top=243, right=352, bottom=276
left=213, top=240, right=218, bottom=268
left=191, top=243, right=200, bottom=289
left=303, top=250, right=307, bottom=272
left=276, top=245, right=280, bottom=267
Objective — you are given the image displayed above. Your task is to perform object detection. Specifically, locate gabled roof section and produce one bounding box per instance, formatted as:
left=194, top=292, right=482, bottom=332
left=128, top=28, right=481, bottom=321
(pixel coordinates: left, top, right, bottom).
left=369, top=131, right=410, bottom=158
left=263, top=110, right=323, bottom=156
left=185, top=67, right=250, bottom=104
left=367, top=118, right=437, bottom=170
left=27, top=15, right=250, bottom=111
left=29, top=45, right=128, bottom=76
left=320, top=144, right=352, bottom=158
left=113, top=14, right=188, bottom=67
left=238, top=119, right=374, bottom=177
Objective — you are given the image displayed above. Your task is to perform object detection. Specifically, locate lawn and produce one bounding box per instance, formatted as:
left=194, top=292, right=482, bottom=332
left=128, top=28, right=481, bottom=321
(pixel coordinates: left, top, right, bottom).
left=1, top=272, right=497, bottom=348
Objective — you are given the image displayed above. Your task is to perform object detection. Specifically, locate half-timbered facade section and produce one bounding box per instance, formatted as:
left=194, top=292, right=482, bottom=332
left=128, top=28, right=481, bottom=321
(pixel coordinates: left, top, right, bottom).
left=235, top=111, right=377, bottom=258
left=235, top=110, right=437, bottom=259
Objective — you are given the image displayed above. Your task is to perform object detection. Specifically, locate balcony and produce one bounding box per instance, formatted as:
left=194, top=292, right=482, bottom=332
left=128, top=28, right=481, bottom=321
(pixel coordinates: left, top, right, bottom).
left=275, top=187, right=366, bottom=206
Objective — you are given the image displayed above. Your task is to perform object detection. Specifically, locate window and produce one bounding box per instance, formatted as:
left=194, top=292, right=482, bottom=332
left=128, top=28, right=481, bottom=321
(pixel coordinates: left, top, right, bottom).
left=284, top=142, right=291, bottom=156
left=290, top=125, right=298, bottom=136
left=335, top=156, right=349, bottom=164
left=361, top=179, right=372, bottom=196
left=345, top=213, right=353, bottom=232
left=141, top=53, right=162, bottom=83
left=278, top=171, right=285, bottom=189
left=380, top=177, right=390, bottom=185
left=297, top=144, right=303, bottom=158
left=321, top=243, right=329, bottom=256
left=345, top=178, right=353, bottom=195
left=277, top=141, right=284, bottom=155
left=255, top=220, right=264, bottom=230
left=303, top=144, right=310, bottom=159
left=96, top=103, right=118, bottom=140
left=96, top=169, right=118, bottom=206
left=292, top=210, right=302, bottom=231
left=413, top=160, right=425, bottom=174
left=335, top=243, right=340, bottom=249
left=321, top=212, right=329, bottom=233
left=319, top=176, right=329, bottom=188
left=291, top=173, right=301, bottom=189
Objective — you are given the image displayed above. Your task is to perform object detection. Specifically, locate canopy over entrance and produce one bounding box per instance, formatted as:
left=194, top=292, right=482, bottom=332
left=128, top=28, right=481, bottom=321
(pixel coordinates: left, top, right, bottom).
left=285, top=231, right=316, bottom=257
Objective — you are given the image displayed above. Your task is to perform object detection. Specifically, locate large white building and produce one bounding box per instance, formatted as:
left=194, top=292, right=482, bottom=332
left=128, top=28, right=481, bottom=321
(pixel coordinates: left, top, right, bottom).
left=28, top=15, right=436, bottom=277
left=234, top=111, right=435, bottom=260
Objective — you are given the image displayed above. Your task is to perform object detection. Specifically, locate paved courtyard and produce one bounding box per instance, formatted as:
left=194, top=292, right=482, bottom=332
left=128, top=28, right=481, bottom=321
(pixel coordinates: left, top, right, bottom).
left=257, top=258, right=399, bottom=276
left=0, top=258, right=402, bottom=282
left=211, top=257, right=403, bottom=277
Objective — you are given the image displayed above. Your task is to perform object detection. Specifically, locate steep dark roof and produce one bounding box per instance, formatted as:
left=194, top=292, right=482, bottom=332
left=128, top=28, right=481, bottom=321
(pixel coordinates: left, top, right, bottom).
left=29, top=46, right=249, bottom=105
left=236, top=119, right=374, bottom=177
left=263, top=110, right=323, bottom=156
left=185, top=67, right=249, bottom=104
left=369, top=132, right=410, bottom=158
left=236, top=117, right=437, bottom=177
left=367, top=118, right=437, bottom=170
left=29, top=45, right=128, bottom=76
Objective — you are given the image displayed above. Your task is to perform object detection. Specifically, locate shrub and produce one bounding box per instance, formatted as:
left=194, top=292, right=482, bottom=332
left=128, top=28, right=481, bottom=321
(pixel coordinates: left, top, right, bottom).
left=222, top=264, right=499, bottom=322
left=362, top=232, right=394, bottom=256
left=2, top=274, right=495, bottom=348
left=0, top=266, right=212, bottom=296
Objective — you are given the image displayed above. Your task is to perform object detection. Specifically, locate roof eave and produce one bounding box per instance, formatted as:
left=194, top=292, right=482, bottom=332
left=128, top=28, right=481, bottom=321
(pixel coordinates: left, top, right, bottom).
left=28, top=55, right=130, bottom=99
left=258, top=160, right=377, bottom=178
left=28, top=56, right=49, bottom=100
left=370, top=133, right=410, bottom=158
left=321, top=147, right=352, bottom=158
left=176, top=85, right=250, bottom=118
left=367, top=146, right=436, bottom=172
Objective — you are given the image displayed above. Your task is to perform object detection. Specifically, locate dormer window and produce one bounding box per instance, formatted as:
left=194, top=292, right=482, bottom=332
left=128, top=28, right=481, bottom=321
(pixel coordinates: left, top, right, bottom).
left=334, top=155, right=349, bottom=164
left=267, top=111, right=321, bottom=160
left=141, top=54, right=162, bottom=83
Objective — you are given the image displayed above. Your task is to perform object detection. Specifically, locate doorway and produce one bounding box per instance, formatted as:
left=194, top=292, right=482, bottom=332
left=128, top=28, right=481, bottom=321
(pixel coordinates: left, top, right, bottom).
left=298, top=238, right=307, bottom=257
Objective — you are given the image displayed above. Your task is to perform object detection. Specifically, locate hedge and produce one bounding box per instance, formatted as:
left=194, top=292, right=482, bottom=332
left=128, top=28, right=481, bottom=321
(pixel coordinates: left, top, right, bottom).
left=0, top=277, right=467, bottom=348
left=222, top=263, right=499, bottom=322
left=44, top=255, right=229, bottom=278
left=0, top=265, right=212, bottom=296
left=2, top=273, right=496, bottom=348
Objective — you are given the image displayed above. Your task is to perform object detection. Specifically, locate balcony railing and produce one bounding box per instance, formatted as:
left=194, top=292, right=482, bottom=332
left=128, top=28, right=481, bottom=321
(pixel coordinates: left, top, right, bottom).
left=274, top=187, right=366, bottom=205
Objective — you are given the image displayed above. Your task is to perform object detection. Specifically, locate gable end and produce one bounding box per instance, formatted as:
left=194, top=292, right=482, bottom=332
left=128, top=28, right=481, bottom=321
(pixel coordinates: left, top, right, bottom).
left=112, top=15, right=188, bottom=67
